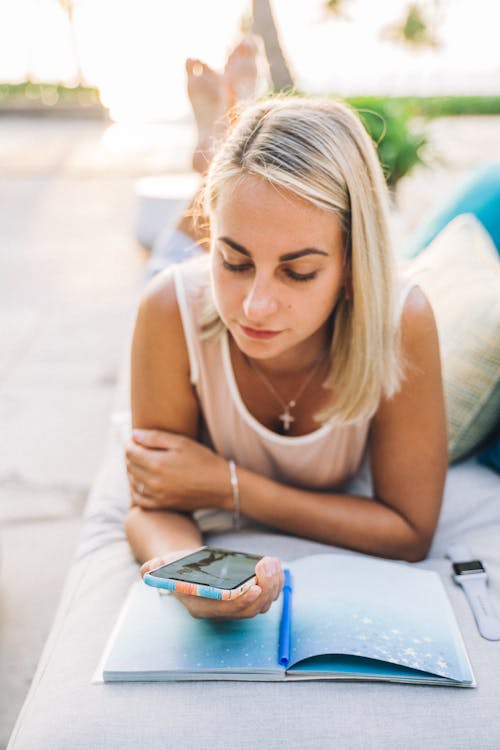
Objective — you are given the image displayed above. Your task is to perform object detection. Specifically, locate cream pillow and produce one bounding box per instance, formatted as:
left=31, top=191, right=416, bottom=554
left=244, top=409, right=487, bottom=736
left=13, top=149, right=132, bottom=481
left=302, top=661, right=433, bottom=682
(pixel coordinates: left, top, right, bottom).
left=406, top=214, right=500, bottom=462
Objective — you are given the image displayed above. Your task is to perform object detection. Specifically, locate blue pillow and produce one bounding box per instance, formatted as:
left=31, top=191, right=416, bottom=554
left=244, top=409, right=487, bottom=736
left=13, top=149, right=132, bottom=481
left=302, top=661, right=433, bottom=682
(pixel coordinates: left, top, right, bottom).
left=405, top=162, right=500, bottom=259
left=478, top=428, right=500, bottom=474
left=405, top=161, right=500, bottom=472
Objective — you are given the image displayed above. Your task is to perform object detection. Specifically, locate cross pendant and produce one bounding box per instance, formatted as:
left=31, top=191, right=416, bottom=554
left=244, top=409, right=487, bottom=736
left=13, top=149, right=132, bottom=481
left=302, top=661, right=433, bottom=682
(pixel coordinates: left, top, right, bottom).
left=279, top=407, right=295, bottom=431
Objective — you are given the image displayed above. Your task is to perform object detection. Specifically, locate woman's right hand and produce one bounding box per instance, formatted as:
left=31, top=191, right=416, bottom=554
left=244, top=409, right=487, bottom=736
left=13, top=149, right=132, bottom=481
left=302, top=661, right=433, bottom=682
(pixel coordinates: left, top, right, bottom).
left=140, top=551, right=284, bottom=621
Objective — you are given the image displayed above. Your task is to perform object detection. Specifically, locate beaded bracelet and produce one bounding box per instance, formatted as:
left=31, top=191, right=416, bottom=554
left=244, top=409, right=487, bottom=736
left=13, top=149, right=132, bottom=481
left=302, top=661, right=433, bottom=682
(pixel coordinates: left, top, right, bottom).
left=228, top=459, right=241, bottom=530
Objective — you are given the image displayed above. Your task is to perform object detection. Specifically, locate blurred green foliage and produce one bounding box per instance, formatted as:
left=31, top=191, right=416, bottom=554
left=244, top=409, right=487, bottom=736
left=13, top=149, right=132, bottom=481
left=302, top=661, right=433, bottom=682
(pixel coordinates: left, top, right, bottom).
left=345, top=95, right=500, bottom=187
left=0, top=82, right=101, bottom=108
left=347, top=95, right=500, bottom=117
left=347, top=97, right=427, bottom=188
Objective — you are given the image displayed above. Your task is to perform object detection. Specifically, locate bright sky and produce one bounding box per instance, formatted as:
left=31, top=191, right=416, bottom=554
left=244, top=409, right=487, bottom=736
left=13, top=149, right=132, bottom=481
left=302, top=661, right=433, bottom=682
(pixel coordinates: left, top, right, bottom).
left=0, top=0, right=499, bottom=121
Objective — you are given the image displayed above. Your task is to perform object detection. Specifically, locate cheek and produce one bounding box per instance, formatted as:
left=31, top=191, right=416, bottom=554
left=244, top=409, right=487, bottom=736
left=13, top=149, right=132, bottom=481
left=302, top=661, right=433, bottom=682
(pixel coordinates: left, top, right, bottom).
left=210, top=268, right=225, bottom=313
left=210, top=266, right=238, bottom=319
left=308, top=278, right=344, bottom=325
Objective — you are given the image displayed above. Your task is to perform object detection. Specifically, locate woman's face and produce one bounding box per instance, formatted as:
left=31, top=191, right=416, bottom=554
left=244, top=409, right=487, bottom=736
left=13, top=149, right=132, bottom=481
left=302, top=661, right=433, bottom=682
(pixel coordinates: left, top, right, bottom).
left=210, top=175, right=347, bottom=366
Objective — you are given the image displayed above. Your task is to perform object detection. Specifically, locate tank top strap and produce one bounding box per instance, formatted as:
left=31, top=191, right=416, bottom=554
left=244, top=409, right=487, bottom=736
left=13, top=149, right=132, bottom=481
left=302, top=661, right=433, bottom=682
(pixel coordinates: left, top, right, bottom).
left=172, top=257, right=211, bottom=386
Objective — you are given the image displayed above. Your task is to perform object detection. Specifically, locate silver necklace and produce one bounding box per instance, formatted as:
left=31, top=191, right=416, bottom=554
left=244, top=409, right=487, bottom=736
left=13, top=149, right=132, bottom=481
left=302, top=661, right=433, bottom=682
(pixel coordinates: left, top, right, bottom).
left=244, top=349, right=329, bottom=432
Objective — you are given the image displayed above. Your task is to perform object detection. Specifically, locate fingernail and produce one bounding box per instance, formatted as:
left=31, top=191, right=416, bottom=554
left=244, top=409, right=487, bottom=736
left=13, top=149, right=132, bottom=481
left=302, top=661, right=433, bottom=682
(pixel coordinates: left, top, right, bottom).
left=133, top=429, right=147, bottom=440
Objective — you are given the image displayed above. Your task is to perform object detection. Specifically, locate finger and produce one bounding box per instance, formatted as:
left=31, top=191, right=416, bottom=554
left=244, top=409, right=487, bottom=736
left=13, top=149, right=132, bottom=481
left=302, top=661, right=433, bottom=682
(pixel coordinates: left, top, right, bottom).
left=180, top=585, right=264, bottom=621
left=222, top=584, right=268, bottom=620
left=140, top=549, right=195, bottom=577
left=127, top=467, right=151, bottom=494
left=266, top=564, right=284, bottom=609
left=255, top=557, right=282, bottom=591
left=128, top=473, right=149, bottom=498
left=265, top=564, right=285, bottom=603
left=126, top=441, right=159, bottom=472
left=239, top=584, right=281, bottom=618
left=232, top=584, right=263, bottom=615
left=257, top=587, right=276, bottom=614
left=255, top=557, right=283, bottom=612
left=127, top=471, right=155, bottom=502
left=274, top=567, right=285, bottom=600
left=140, top=556, right=166, bottom=577
left=131, top=488, right=159, bottom=509
left=132, top=428, right=180, bottom=450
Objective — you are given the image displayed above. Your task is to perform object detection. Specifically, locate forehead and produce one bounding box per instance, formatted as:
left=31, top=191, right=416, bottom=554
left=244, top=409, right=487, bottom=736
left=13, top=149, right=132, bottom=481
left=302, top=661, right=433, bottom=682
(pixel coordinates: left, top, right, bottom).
left=214, top=175, right=344, bottom=253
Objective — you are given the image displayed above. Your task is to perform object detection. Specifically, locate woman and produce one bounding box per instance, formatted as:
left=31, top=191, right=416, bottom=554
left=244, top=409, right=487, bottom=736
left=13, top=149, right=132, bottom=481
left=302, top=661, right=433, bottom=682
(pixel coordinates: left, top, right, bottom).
left=125, top=87, right=447, bottom=621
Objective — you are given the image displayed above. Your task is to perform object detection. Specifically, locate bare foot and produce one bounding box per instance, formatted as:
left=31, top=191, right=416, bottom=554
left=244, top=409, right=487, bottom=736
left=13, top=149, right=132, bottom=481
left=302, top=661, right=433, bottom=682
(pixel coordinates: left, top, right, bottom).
left=186, top=58, right=227, bottom=174
left=224, top=36, right=260, bottom=112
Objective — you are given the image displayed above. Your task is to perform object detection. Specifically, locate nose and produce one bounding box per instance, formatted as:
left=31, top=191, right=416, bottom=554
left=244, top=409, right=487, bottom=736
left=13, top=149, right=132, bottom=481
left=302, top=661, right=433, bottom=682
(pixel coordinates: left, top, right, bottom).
left=242, top=276, right=279, bottom=322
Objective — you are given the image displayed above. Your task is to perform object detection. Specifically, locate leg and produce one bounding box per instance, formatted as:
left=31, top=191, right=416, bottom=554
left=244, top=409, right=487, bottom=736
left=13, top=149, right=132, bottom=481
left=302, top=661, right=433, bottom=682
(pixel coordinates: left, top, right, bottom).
left=224, top=36, right=261, bottom=113
left=185, top=58, right=227, bottom=176
left=186, top=36, right=262, bottom=176
left=147, top=39, right=263, bottom=275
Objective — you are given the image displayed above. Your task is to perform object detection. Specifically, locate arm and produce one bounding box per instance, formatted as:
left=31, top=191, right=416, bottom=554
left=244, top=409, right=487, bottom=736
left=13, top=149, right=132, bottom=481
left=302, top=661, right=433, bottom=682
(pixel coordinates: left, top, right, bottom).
left=125, top=270, right=204, bottom=562
left=125, top=271, right=283, bottom=618
left=129, top=287, right=446, bottom=562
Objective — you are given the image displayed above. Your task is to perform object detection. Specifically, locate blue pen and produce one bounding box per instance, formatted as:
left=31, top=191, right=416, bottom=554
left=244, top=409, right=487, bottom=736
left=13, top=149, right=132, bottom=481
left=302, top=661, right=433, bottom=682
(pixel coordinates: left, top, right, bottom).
left=278, top=568, right=293, bottom=668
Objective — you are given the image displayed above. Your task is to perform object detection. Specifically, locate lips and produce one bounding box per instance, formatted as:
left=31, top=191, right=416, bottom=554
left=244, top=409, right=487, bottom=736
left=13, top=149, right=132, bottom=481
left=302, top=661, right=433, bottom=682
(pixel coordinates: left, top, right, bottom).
left=239, top=324, right=283, bottom=340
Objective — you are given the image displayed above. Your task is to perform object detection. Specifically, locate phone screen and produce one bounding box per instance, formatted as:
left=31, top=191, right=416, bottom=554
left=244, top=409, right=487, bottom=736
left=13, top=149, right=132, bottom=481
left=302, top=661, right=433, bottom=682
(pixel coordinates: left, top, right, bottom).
left=149, top=548, right=262, bottom=590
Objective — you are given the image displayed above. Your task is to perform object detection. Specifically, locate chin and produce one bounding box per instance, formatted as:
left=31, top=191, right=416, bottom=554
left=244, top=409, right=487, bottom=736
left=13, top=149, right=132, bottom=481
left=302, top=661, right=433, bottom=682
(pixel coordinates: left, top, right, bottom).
left=238, top=335, right=297, bottom=363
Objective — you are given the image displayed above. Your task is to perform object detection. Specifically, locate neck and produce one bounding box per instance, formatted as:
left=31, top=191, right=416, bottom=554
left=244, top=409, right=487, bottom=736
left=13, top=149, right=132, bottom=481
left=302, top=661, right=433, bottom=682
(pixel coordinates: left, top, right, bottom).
left=239, top=339, right=330, bottom=434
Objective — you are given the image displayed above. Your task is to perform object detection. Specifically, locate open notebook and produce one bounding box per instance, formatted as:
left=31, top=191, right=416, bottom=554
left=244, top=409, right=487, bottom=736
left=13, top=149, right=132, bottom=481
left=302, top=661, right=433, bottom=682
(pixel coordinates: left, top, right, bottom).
left=98, top=553, right=475, bottom=686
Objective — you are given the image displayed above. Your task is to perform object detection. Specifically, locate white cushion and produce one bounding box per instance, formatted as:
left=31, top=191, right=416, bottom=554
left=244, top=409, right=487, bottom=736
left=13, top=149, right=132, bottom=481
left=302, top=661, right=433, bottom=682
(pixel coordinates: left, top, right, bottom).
left=407, top=214, right=500, bottom=462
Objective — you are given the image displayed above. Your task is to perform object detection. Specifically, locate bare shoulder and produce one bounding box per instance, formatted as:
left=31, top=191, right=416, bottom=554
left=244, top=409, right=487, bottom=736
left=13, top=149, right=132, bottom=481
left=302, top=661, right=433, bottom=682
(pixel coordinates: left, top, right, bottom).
left=400, top=285, right=437, bottom=344
left=375, top=284, right=443, bottom=422
left=131, top=268, right=199, bottom=434
left=139, top=269, right=181, bottom=323
left=134, top=269, right=189, bottom=374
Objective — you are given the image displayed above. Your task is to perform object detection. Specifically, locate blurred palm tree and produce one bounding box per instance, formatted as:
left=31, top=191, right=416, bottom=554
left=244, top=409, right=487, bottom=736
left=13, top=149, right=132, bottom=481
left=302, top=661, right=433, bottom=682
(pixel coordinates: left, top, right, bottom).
left=324, top=0, right=442, bottom=50
left=245, top=0, right=444, bottom=89
left=57, top=0, right=85, bottom=84
left=249, top=0, right=294, bottom=91
left=380, top=2, right=442, bottom=49
left=324, top=0, right=352, bottom=20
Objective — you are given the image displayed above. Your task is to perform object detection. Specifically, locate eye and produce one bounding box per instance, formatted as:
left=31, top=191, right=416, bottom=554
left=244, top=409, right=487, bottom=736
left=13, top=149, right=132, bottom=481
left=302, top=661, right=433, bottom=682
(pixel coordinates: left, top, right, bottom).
left=222, top=259, right=253, bottom=274
left=283, top=268, right=317, bottom=282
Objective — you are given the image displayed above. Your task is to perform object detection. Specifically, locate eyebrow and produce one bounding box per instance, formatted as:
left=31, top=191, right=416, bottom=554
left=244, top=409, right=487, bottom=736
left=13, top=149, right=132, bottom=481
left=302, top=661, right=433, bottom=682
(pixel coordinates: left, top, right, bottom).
left=218, top=236, right=329, bottom=262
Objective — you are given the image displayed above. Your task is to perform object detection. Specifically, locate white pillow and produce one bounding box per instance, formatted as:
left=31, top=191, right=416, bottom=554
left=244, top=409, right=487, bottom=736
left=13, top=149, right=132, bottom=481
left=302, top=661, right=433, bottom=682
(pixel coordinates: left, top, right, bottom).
left=406, top=214, right=500, bottom=462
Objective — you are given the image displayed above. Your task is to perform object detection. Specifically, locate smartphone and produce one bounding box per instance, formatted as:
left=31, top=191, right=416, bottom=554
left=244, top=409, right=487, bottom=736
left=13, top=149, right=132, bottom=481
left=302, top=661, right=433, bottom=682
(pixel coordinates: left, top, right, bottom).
left=143, top=546, right=263, bottom=600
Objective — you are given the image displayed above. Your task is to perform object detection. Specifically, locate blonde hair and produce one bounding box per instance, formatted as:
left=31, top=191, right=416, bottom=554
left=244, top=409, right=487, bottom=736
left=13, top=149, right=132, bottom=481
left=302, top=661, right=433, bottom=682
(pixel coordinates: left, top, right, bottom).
left=199, top=95, right=402, bottom=424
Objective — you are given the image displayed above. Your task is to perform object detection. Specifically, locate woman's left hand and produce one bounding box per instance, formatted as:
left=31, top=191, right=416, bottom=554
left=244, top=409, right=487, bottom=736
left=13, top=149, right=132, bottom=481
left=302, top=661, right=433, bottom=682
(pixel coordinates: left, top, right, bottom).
left=126, top=429, right=232, bottom=513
